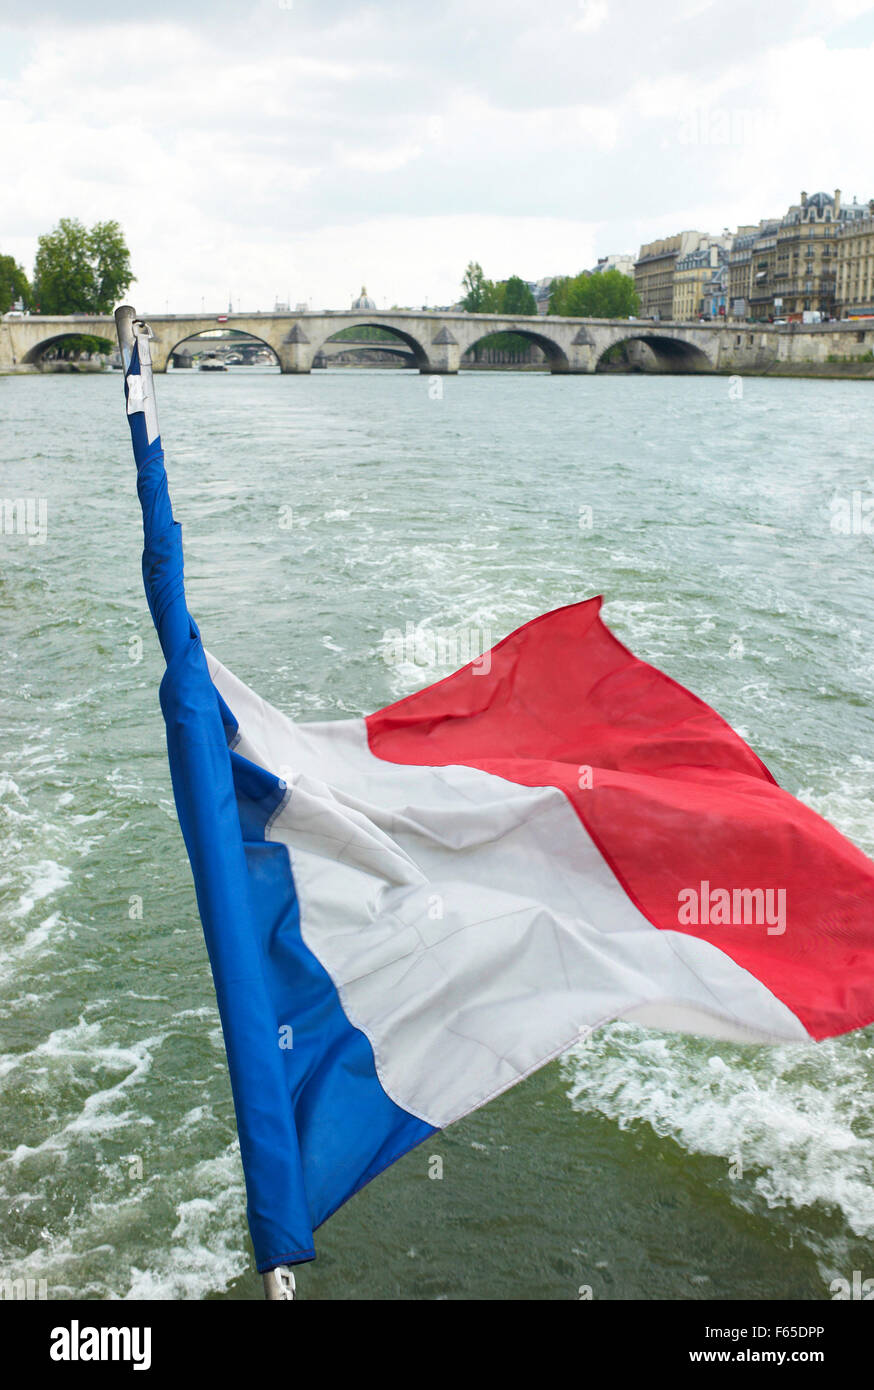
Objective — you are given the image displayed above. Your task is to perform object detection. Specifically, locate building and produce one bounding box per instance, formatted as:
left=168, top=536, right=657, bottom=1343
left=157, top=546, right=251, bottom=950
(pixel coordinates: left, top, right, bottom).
left=591, top=253, right=635, bottom=278
left=735, top=220, right=781, bottom=321
left=529, top=277, right=552, bottom=314
left=351, top=286, right=377, bottom=310
left=703, top=248, right=730, bottom=319
left=634, top=231, right=708, bottom=319
left=727, top=221, right=775, bottom=320
left=526, top=276, right=563, bottom=314
left=836, top=203, right=874, bottom=317
left=672, top=242, right=730, bottom=320
left=766, top=190, right=871, bottom=321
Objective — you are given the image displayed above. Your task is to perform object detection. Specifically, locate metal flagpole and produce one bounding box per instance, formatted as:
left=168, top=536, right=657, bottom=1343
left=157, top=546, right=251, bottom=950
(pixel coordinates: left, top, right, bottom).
left=114, top=305, right=298, bottom=1304
left=262, top=1266, right=296, bottom=1300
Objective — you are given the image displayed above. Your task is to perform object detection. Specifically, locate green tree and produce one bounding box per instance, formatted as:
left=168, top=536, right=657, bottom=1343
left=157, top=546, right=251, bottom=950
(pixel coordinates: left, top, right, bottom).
left=42, top=334, right=114, bottom=360
left=461, top=268, right=539, bottom=356
left=0, top=254, right=31, bottom=313
left=546, top=275, right=574, bottom=316
left=461, top=260, right=489, bottom=311
left=88, top=220, right=135, bottom=311
left=479, top=279, right=503, bottom=312
left=32, top=218, right=134, bottom=314
left=500, top=275, right=537, bottom=316
left=332, top=324, right=398, bottom=342
left=549, top=268, right=639, bottom=318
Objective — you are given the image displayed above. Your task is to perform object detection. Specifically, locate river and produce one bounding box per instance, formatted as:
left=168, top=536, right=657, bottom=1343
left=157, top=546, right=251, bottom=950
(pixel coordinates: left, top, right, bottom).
left=1, top=365, right=872, bottom=1300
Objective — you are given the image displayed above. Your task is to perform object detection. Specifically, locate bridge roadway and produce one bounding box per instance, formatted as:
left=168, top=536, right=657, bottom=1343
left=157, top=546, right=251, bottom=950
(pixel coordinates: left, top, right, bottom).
left=0, top=310, right=791, bottom=375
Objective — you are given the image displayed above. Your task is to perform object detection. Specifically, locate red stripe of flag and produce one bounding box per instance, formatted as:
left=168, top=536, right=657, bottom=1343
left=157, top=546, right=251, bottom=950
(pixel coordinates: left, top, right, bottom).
left=367, top=597, right=874, bottom=1040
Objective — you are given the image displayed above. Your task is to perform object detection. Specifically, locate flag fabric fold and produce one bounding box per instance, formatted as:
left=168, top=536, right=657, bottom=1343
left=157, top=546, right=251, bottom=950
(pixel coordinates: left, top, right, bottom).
left=121, top=335, right=874, bottom=1273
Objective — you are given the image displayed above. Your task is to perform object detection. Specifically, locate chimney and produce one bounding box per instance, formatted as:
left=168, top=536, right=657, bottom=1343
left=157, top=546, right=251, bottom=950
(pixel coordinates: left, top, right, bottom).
left=834, top=188, right=841, bottom=216
left=801, top=191, right=808, bottom=207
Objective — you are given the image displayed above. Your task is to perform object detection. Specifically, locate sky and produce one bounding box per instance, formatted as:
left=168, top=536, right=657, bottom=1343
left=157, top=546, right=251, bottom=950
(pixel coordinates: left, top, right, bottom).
left=2, top=0, right=874, bottom=312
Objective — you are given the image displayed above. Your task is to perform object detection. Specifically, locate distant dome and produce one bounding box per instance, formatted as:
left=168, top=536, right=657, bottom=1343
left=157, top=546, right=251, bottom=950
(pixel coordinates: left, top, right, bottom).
left=351, top=285, right=376, bottom=310
left=807, top=191, right=834, bottom=209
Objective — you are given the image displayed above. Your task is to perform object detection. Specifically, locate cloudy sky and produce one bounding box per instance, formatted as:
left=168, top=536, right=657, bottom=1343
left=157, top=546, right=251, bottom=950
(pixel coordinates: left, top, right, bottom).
left=2, top=0, right=874, bottom=311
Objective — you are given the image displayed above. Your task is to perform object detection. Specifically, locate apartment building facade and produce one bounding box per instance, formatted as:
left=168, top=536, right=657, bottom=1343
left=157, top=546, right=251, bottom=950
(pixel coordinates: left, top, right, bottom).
left=634, top=231, right=706, bottom=319
left=836, top=205, right=874, bottom=316
left=766, top=190, right=870, bottom=320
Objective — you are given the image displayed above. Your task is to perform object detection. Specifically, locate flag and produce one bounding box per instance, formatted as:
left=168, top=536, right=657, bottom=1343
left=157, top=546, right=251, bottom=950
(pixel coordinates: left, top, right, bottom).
left=117, top=310, right=874, bottom=1277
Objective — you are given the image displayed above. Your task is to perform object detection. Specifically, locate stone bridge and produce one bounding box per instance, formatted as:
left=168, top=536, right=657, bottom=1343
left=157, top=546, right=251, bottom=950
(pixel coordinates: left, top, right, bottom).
left=169, top=331, right=415, bottom=367
left=1, top=309, right=791, bottom=375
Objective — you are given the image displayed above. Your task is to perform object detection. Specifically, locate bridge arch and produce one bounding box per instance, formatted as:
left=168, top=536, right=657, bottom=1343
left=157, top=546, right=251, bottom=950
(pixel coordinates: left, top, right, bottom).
left=21, top=329, right=114, bottom=367
left=595, top=332, right=713, bottom=374
left=315, top=345, right=417, bottom=368
left=317, top=325, right=417, bottom=368
left=165, top=328, right=280, bottom=369
left=313, top=318, right=429, bottom=370
left=462, top=327, right=569, bottom=372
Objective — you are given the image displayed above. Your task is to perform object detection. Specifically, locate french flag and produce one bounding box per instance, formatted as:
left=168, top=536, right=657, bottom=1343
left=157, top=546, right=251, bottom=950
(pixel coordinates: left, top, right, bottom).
left=117, top=309, right=874, bottom=1282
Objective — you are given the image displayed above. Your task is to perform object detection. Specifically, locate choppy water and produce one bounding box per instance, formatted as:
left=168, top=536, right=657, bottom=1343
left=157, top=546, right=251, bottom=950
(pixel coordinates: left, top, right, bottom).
left=1, top=365, right=872, bottom=1301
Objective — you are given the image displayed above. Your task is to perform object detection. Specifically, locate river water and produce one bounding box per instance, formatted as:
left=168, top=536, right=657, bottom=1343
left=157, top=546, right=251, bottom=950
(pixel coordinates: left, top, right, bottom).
left=1, top=365, right=872, bottom=1300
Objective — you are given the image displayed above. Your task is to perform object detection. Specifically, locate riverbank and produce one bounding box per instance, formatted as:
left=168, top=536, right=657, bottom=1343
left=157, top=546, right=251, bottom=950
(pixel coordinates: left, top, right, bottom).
left=0, top=361, right=108, bottom=375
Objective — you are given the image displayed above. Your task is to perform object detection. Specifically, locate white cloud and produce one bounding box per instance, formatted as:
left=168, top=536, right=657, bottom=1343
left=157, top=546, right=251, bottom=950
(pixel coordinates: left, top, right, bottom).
left=574, top=1, right=609, bottom=34
left=1, top=2, right=873, bottom=310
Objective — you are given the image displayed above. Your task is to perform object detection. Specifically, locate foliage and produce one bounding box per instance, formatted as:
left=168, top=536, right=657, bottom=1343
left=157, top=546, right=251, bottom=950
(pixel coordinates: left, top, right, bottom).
left=32, top=218, right=134, bottom=314
left=331, top=324, right=399, bottom=342
left=42, top=334, right=113, bottom=358
left=0, top=254, right=31, bottom=313
left=499, top=275, right=537, bottom=316
left=460, top=264, right=537, bottom=317
left=460, top=261, right=490, bottom=312
left=461, top=266, right=538, bottom=353
left=549, top=269, right=639, bottom=318
left=466, top=332, right=538, bottom=359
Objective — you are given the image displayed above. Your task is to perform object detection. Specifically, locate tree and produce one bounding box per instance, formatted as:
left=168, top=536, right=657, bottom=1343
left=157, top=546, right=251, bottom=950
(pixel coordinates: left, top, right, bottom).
left=0, top=254, right=30, bottom=313
left=462, top=268, right=536, bottom=316
left=332, top=324, right=398, bottom=342
left=32, top=218, right=134, bottom=314
left=88, top=220, right=135, bottom=311
left=42, top=334, right=114, bottom=360
left=546, top=275, right=575, bottom=316
left=479, top=279, right=503, bottom=312
left=549, top=268, right=639, bottom=318
left=460, top=266, right=539, bottom=355
left=461, top=261, right=489, bottom=312
left=500, top=275, right=537, bottom=316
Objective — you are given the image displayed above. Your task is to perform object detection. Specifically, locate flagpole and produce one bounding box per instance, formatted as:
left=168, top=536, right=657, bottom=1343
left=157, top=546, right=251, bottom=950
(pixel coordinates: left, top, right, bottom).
left=262, top=1266, right=296, bottom=1300
left=115, top=305, right=299, bottom=1304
